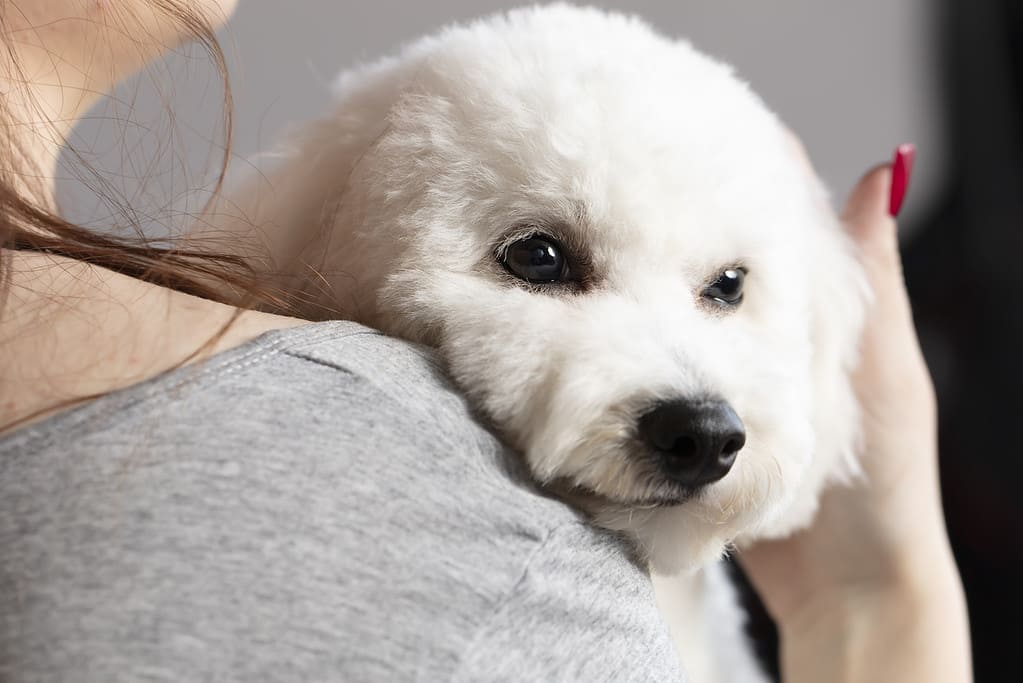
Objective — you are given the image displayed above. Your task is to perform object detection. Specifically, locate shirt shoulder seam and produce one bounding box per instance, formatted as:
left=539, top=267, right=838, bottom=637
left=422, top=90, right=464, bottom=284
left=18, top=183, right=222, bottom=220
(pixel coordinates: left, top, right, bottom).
left=0, top=323, right=382, bottom=453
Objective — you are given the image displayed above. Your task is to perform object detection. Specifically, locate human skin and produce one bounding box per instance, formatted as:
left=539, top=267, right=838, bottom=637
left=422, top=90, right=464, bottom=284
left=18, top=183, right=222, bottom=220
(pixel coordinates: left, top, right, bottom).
left=740, top=159, right=973, bottom=682
left=1, top=0, right=237, bottom=202
left=0, top=2, right=971, bottom=680
left=0, top=0, right=304, bottom=430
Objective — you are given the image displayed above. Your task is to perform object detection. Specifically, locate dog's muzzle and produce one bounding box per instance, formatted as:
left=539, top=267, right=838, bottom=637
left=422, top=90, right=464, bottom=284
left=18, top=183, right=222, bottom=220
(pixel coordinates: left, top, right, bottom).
left=638, top=398, right=745, bottom=488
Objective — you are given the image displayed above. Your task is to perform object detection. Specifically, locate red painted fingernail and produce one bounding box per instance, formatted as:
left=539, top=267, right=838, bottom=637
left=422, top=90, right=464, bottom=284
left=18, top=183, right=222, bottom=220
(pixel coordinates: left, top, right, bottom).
left=888, top=143, right=916, bottom=217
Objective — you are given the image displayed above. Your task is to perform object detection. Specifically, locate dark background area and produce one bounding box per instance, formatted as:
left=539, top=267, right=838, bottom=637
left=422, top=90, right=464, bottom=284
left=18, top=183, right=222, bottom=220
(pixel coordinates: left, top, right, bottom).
left=907, top=0, right=1023, bottom=678
left=738, top=1, right=1022, bottom=680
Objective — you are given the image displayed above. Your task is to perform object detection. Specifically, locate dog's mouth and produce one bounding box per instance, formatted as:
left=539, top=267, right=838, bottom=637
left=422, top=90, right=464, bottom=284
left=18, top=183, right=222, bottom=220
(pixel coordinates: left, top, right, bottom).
left=610, top=481, right=698, bottom=508
left=549, top=476, right=696, bottom=512
left=618, top=491, right=693, bottom=508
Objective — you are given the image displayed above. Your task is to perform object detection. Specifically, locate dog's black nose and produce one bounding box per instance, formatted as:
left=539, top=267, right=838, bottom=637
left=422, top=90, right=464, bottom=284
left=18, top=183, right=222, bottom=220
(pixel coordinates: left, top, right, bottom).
left=638, top=398, right=745, bottom=487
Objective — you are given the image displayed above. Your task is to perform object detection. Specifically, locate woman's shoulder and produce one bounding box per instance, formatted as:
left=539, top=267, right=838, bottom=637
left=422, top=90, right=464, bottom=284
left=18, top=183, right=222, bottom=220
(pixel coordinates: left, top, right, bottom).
left=0, top=320, right=682, bottom=680
left=2, top=319, right=533, bottom=508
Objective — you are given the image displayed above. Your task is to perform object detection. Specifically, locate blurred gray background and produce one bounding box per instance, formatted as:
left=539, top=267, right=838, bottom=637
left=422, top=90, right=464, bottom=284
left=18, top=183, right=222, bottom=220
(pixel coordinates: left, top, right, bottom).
left=58, top=0, right=943, bottom=236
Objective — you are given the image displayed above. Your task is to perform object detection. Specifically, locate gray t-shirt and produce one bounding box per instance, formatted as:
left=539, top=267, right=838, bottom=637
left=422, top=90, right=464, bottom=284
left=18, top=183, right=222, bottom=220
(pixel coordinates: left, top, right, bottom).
left=0, top=321, right=684, bottom=682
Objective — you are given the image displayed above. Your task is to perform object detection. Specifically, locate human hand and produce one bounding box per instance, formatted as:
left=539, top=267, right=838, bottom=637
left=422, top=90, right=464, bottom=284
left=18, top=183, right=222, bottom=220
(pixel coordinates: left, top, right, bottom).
left=738, top=145, right=972, bottom=682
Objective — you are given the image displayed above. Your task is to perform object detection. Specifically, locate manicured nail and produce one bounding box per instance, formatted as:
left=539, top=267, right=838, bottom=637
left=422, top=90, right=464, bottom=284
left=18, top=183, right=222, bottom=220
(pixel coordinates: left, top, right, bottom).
left=888, top=143, right=916, bottom=217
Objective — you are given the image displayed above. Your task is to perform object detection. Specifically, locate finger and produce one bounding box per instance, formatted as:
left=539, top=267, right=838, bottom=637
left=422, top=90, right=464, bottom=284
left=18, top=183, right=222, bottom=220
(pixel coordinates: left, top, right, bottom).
left=842, top=144, right=916, bottom=271
left=841, top=164, right=897, bottom=250
left=841, top=161, right=912, bottom=317
left=841, top=154, right=929, bottom=386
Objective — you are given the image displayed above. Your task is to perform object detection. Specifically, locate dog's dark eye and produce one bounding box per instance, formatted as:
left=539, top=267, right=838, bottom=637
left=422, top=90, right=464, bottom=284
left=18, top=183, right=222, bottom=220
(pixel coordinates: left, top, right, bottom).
left=703, top=268, right=745, bottom=306
left=502, top=236, right=569, bottom=283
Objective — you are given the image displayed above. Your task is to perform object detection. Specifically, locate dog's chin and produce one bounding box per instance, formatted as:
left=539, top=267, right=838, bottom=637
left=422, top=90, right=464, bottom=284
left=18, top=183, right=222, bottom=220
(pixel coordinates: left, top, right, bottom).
left=545, top=467, right=773, bottom=573
left=521, top=419, right=809, bottom=573
left=545, top=477, right=727, bottom=573
left=551, top=479, right=695, bottom=511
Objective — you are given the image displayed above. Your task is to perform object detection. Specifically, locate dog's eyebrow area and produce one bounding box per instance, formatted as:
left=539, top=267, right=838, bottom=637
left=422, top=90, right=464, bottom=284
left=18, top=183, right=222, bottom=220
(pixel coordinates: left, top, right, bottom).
left=488, top=214, right=598, bottom=293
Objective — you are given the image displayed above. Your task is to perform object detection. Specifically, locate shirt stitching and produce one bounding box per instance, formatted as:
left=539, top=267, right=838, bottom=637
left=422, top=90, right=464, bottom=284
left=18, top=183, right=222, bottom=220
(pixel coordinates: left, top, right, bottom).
left=0, top=323, right=381, bottom=453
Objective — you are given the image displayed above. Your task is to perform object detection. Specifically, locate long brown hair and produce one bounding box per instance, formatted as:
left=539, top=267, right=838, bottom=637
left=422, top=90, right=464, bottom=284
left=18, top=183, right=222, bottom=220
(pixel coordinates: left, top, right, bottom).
left=0, top=0, right=285, bottom=309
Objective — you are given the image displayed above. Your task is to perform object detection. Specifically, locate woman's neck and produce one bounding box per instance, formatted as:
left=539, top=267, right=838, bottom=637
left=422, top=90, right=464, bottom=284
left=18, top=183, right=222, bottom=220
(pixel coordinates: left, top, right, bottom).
left=0, top=250, right=305, bottom=433
left=0, top=2, right=302, bottom=434
left=2, top=13, right=122, bottom=211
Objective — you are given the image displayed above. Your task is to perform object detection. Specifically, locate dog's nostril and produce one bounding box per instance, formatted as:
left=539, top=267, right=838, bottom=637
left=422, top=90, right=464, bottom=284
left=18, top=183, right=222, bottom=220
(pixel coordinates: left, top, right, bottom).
left=638, top=398, right=746, bottom=488
left=665, top=436, right=698, bottom=460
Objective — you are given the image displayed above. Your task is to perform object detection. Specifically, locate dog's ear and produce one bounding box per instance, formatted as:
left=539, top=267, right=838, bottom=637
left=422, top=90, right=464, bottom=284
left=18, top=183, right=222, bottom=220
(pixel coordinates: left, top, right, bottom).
left=761, top=162, right=870, bottom=537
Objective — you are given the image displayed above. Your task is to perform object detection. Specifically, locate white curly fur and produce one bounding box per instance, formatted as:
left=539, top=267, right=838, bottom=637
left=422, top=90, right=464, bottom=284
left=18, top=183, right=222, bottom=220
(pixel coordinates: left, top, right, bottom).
left=204, top=5, right=868, bottom=678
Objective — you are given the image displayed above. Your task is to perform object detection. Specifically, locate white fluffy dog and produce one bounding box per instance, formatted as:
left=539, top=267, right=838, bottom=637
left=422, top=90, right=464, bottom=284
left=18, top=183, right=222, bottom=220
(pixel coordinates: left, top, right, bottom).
left=210, top=4, right=867, bottom=679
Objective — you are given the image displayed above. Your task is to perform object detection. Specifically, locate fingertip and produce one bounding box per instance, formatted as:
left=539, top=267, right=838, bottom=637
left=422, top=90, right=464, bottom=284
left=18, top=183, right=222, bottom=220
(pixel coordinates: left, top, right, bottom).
left=842, top=162, right=911, bottom=285
left=841, top=163, right=894, bottom=237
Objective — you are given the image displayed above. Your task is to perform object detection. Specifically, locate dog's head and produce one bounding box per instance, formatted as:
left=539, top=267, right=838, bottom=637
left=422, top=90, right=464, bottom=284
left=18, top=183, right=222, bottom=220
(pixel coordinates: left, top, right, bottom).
left=309, top=5, right=867, bottom=573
